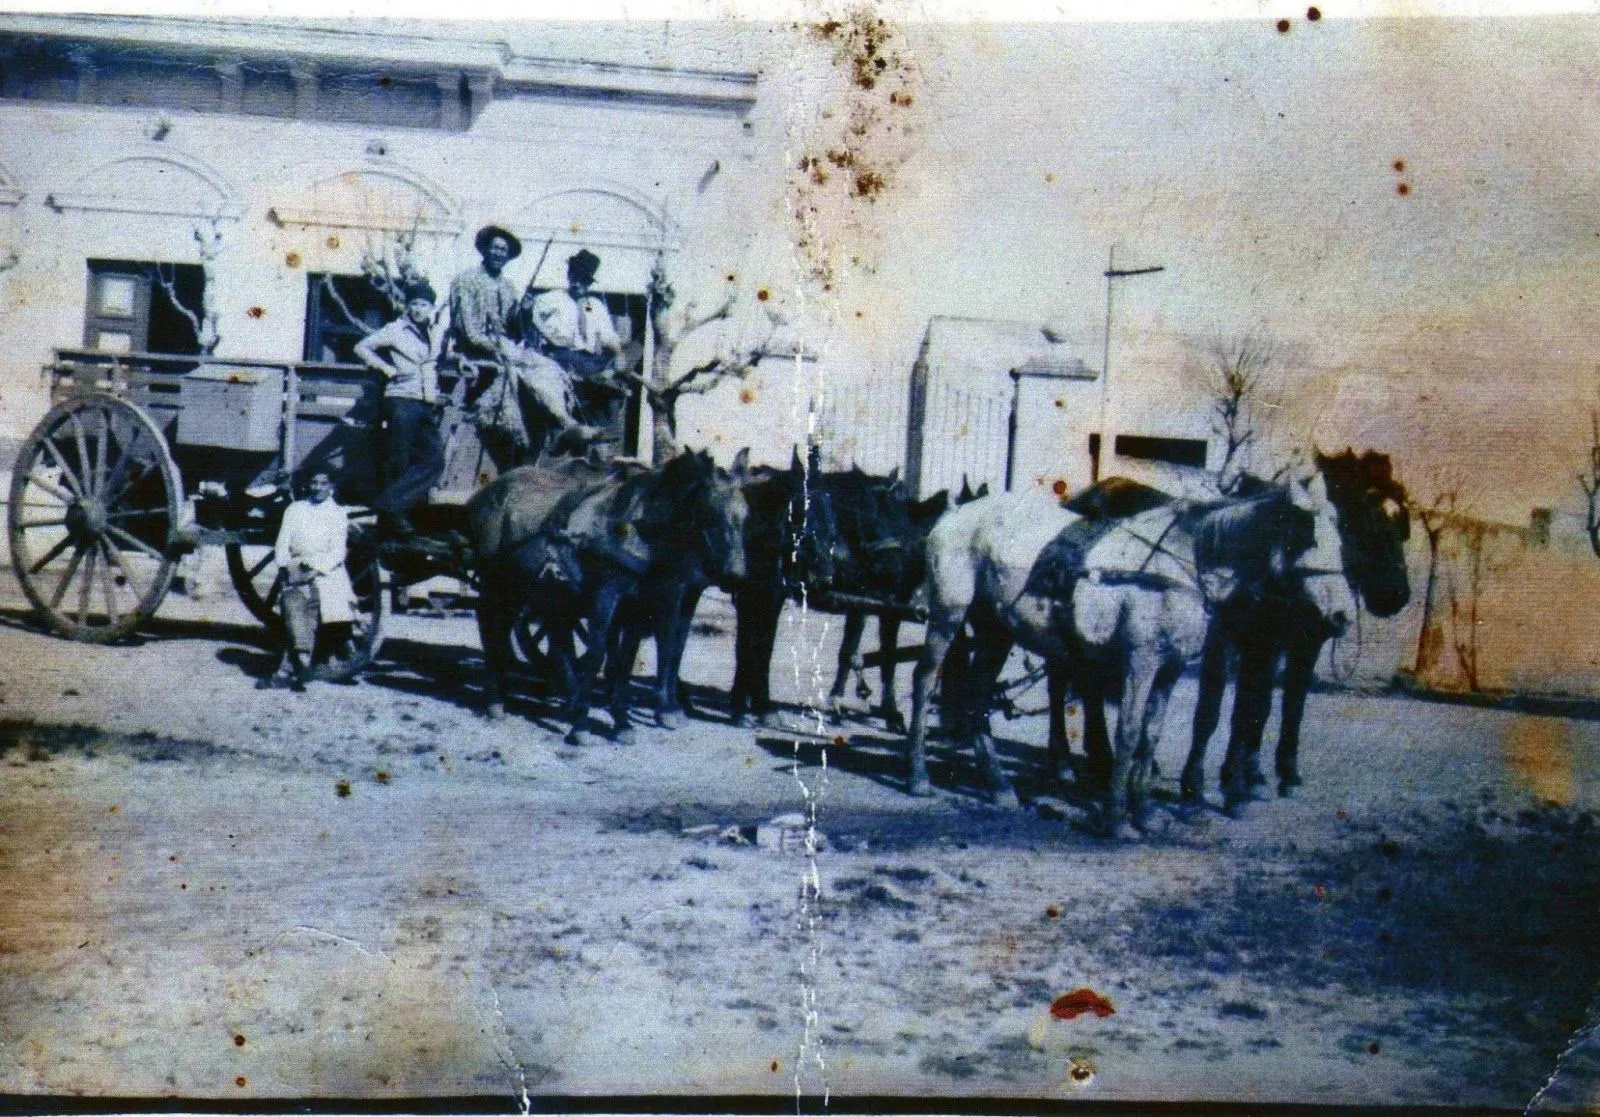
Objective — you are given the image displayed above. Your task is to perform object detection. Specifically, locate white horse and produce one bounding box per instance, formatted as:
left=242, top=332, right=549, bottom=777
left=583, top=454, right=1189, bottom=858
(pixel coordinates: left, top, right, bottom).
left=906, top=473, right=1356, bottom=838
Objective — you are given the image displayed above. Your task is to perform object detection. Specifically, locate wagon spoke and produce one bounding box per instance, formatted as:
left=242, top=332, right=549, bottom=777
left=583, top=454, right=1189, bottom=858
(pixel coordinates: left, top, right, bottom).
left=105, top=524, right=164, bottom=561
left=264, top=575, right=283, bottom=614
left=102, top=541, right=146, bottom=604
left=48, top=545, right=88, bottom=610
left=101, top=458, right=155, bottom=513
left=17, top=516, right=69, bottom=529
left=248, top=550, right=276, bottom=579
left=104, top=507, right=171, bottom=521
left=92, top=406, right=110, bottom=496
left=22, top=467, right=77, bottom=507
left=97, top=539, right=120, bottom=627
left=27, top=533, right=75, bottom=576
left=38, top=437, right=85, bottom=500
left=98, top=427, right=141, bottom=506
left=77, top=545, right=97, bottom=626
left=69, top=412, right=93, bottom=497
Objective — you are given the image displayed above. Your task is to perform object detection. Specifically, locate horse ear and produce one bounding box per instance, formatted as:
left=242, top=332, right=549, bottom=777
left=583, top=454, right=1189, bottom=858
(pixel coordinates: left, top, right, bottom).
left=732, top=447, right=751, bottom=478
left=976, top=482, right=990, bottom=498
left=887, top=467, right=900, bottom=484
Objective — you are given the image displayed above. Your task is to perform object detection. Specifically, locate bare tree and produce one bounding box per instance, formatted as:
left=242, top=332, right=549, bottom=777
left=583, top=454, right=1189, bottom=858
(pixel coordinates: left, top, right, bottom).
left=359, top=222, right=428, bottom=316
left=1196, top=332, right=1278, bottom=493
left=1579, top=383, right=1600, bottom=560
left=625, top=251, right=778, bottom=465
left=146, top=219, right=224, bottom=355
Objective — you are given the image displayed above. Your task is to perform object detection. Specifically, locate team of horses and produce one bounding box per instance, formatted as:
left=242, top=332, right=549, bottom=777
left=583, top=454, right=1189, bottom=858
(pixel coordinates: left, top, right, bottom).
left=463, top=446, right=1412, bottom=838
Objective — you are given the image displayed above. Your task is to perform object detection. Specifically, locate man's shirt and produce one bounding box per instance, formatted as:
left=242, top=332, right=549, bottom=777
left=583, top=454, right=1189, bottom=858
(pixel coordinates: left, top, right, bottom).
left=529, top=289, right=621, bottom=355
left=353, top=317, right=440, bottom=402
left=448, top=265, right=519, bottom=358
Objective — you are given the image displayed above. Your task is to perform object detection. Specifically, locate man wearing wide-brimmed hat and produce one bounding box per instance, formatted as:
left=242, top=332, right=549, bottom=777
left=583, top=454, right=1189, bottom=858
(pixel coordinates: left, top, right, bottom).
left=447, top=224, right=595, bottom=451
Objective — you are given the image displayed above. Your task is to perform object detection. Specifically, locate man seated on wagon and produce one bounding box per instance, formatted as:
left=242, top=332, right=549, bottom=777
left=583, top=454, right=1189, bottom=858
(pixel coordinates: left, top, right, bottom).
left=354, top=280, right=445, bottom=538
left=447, top=225, right=599, bottom=453
left=524, top=248, right=627, bottom=431
left=256, top=470, right=355, bottom=692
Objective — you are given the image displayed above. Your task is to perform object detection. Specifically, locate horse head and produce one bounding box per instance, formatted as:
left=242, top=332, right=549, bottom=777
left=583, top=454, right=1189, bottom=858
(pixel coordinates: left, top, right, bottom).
left=645, top=449, right=749, bottom=586
left=1190, top=478, right=1356, bottom=635
left=824, top=468, right=919, bottom=596
left=1313, top=448, right=1412, bottom=618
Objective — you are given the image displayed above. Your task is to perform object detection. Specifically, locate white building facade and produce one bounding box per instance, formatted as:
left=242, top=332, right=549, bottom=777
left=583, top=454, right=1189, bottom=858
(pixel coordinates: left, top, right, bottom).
left=0, top=15, right=759, bottom=456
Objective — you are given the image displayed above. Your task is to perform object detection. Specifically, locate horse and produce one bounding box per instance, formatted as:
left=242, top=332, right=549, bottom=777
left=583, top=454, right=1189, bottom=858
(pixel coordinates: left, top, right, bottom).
left=729, top=464, right=932, bottom=729
left=826, top=478, right=990, bottom=733
left=469, top=448, right=749, bottom=745
left=727, top=450, right=849, bottom=727
left=906, top=473, right=1357, bottom=838
left=1180, top=449, right=1411, bottom=812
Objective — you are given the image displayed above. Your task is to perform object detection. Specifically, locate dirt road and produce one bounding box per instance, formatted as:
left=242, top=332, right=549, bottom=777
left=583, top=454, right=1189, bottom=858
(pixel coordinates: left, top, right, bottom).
left=1, top=584, right=1598, bottom=1107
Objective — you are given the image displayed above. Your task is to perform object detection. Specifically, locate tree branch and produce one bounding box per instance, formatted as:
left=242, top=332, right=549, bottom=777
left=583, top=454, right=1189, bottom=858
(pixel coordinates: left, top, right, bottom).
left=146, top=264, right=204, bottom=348
left=320, top=276, right=373, bottom=336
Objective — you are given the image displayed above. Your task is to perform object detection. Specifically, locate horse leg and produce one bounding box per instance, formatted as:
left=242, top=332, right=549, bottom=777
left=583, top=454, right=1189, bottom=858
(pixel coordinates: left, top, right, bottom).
left=1276, top=632, right=1325, bottom=796
left=908, top=612, right=961, bottom=799
left=475, top=583, right=513, bottom=720
left=1220, top=640, right=1275, bottom=817
left=1079, top=669, right=1114, bottom=790
left=829, top=611, right=867, bottom=713
left=657, top=584, right=704, bottom=729
left=564, top=579, right=626, bottom=747
left=1181, top=622, right=1229, bottom=806
left=731, top=587, right=778, bottom=727
left=1047, top=664, right=1070, bottom=783
left=1130, top=657, right=1183, bottom=830
left=609, top=620, right=648, bottom=747
left=1107, top=650, right=1161, bottom=840
left=965, top=605, right=1019, bottom=808
left=876, top=615, right=906, bottom=733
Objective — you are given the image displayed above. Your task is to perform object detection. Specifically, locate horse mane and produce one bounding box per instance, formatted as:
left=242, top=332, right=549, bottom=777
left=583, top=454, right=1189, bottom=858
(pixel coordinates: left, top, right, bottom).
left=1184, top=489, right=1312, bottom=581
left=1064, top=476, right=1172, bottom=520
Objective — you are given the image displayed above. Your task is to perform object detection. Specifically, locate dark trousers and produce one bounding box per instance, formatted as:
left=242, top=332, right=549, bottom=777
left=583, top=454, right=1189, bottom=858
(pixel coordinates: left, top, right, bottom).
left=373, top=398, right=445, bottom=516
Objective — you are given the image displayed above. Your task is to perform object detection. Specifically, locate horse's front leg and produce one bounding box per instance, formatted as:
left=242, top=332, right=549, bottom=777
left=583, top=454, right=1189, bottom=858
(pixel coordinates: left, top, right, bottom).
left=1108, top=650, right=1161, bottom=840
left=876, top=615, right=906, bottom=734
left=965, top=606, right=1019, bottom=808
left=1220, top=639, right=1276, bottom=816
left=1181, top=622, right=1229, bottom=805
left=1275, top=631, right=1326, bottom=797
left=1129, top=657, right=1184, bottom=830
left=475, top=577, right=514, bottom=721
left=607, top=615, right=648, bottom=747
left=908, top=612, right=960, bottom=799
left=655, top=582, right=705, bottom=729
left=829, top=611, right=867, bottom=712
left=1046, top=663, right=1071, bottom=784
left=564, top=577, right=627, bottom=747
left=731, top=586, right=782, bottom=727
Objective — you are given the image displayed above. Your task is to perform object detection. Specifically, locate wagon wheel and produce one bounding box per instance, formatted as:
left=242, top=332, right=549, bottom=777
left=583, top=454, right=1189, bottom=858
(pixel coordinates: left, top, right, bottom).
left=511, top=609, right=592, bottom=689
left=8, top=394, right=182, bottom=643
left=226, top=521, right=389, bottom=682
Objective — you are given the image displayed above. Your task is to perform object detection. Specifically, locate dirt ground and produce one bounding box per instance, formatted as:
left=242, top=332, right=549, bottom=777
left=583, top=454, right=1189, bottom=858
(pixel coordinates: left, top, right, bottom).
left=1, top=576, right=1599, bottom=1109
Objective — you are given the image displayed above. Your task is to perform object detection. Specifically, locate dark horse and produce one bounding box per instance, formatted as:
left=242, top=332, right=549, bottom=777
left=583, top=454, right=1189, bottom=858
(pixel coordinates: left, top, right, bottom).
left=469, top=448, right=749, bottom=744
left=729, top=463, right=943, bottom=728
left=1180, top=449, right=1411, bottom=812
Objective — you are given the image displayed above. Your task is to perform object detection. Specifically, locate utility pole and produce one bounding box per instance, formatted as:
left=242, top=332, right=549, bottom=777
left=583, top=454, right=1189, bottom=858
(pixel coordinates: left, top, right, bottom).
left=1094, top=245, right=1165, bottom=481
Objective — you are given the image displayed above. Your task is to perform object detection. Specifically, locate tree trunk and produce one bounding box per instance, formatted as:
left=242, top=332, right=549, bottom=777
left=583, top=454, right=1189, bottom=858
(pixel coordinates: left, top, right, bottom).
left=651, top=402, right=678, bottom=467
left=1414, top=526, right=1444, bottom=678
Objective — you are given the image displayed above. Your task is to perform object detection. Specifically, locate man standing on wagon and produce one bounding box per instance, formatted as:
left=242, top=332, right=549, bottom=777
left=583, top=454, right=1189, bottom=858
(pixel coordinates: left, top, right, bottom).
left=355, top=280, right=445, bottom=538
left=447, top=224, right=596, bottom=448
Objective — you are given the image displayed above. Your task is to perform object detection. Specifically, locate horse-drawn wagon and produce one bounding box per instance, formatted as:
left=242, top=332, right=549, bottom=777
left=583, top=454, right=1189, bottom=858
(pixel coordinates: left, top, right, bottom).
left=5, top=346, right=630, bottom=678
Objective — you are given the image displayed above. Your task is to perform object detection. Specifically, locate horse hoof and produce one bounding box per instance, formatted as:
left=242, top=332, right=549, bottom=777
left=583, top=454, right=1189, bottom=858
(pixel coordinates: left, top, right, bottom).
left=882, top=710, right=907, bottom=735
left=656, top=710, right=687, bottom=731
left=614, top=727, right=641, bottom=748
left=1114, top=822, right=1144, bottom=842
left=731, top=713, right=755, bottom=730
left=565, top=728, right=598, bottom=748
left=1278, top=781, right=1299, bottom=799
left=1222, top=799, right=1247, bottom=820
left=757, top=711, right=787, bottom=731
left=991, top=788, right=1020, bottom=810
left=485, top=703, right=506, bottom=722
left=908, top=776, right=936, bottom=799
left=1175, top=798, right=1207, bottom=822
